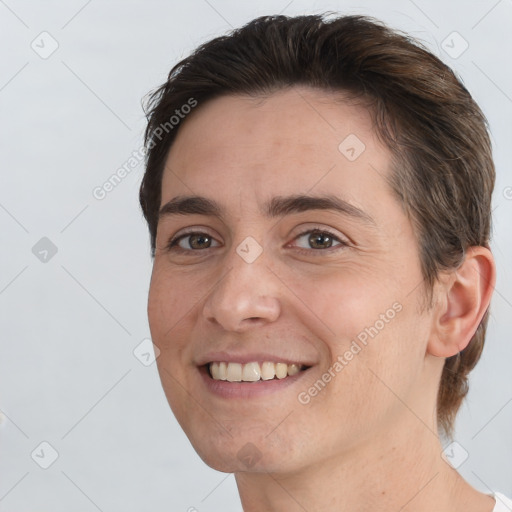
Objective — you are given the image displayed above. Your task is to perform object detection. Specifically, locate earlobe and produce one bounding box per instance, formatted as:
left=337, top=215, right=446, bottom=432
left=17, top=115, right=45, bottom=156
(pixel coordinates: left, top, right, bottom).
left=427, top=246, right=496, bottom=358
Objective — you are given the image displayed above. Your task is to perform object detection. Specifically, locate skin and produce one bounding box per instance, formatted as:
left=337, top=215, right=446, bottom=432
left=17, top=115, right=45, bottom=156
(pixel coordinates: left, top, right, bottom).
left=147, top=86, right=497, bottom=512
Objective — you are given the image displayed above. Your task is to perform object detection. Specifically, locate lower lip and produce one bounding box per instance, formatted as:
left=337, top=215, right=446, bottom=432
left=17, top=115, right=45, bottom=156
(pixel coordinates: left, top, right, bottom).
left=198, top=365, right=310, bottom=399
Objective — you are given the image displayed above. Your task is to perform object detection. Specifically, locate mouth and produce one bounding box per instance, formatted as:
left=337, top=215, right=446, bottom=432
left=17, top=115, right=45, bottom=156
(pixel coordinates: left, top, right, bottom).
left=198, top=360, right=313, bottom=399
left=206, top=361, right=311, bottom=382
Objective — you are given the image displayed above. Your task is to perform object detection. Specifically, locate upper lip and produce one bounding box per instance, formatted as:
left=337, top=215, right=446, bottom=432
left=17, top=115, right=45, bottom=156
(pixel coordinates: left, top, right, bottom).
left=195, top=351, right=316, bottom=367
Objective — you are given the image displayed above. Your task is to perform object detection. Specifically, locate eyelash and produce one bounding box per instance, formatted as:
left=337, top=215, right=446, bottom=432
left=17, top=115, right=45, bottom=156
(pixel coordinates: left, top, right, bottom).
left=165, top=227, right=349, bottom=256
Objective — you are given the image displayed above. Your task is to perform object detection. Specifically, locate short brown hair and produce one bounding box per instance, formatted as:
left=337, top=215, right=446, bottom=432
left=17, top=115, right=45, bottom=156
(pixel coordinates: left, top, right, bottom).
left=139, top=13, right=495, bottom=439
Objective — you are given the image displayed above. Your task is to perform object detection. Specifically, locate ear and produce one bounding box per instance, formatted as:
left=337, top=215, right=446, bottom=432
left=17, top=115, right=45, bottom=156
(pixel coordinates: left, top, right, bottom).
left=427, top=246, right=496, bottom=358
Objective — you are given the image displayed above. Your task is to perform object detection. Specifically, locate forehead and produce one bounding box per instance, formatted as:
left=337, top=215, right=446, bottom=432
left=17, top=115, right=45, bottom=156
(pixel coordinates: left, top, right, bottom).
left=161, top=87, right=392, bottom=220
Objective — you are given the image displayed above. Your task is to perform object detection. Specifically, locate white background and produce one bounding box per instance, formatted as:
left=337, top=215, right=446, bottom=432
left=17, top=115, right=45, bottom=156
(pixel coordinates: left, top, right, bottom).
left=1, top=0, right=511, bottom=510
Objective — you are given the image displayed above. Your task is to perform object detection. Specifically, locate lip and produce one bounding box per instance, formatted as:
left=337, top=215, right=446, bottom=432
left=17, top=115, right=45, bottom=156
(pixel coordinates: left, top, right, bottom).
left=195, top=351, right=317, bottom=367
left=198, top=364, right=312, bottom=399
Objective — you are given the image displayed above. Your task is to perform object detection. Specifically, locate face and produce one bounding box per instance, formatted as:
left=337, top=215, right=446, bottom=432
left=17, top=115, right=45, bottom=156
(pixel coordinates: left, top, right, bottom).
left=148, top=86, right=439, bottom=473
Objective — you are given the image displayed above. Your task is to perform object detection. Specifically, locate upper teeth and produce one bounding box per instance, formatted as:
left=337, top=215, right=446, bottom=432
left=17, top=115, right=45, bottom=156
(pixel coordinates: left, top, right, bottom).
left=209, top=361, right=305, bottom=382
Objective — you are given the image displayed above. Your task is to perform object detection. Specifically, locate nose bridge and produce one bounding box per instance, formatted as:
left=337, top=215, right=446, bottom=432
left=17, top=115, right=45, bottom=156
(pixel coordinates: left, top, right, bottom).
left=202, top=236, right=281, bottom=330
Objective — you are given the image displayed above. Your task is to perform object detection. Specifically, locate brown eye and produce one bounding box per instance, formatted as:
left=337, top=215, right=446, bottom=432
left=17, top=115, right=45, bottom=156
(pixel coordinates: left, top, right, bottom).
left=292, top=228, right=348, bottom=255
left=187, top=234, right=212, bottom=249
left=307, top=231, right=335, bottom=249
left=166, top=232, right=220, bottom=252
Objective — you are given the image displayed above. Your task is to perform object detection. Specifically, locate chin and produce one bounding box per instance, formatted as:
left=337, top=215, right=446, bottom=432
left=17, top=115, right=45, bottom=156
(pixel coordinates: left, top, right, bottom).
left=185, top=426, right=304, bottom=474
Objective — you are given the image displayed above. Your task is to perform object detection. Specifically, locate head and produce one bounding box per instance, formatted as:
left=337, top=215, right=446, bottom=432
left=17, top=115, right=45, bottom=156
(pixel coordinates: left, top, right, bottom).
left=140, top=13, right=495, bottom=471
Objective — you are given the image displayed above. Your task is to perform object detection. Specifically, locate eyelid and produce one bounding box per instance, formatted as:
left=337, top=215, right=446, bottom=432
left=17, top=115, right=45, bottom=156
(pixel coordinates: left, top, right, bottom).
left=289, top=223, right=348, bottom=242
left=165, top=227, right=219, bottom=251
left=287, top=226, right=349, bottom=253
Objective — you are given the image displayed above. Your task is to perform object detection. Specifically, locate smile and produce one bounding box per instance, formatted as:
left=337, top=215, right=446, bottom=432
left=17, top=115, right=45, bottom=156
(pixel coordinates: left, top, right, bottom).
left=208, top=361, right=309, bottom=382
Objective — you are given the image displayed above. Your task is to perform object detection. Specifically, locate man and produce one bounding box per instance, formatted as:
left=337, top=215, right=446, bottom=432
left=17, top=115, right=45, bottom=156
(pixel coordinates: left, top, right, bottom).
left=139, top=14, right=511, bottom=511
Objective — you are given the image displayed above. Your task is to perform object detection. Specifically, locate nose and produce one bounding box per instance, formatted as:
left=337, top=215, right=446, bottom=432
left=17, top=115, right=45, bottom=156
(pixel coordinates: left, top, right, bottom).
left=201, top=244, right=281, bottom=332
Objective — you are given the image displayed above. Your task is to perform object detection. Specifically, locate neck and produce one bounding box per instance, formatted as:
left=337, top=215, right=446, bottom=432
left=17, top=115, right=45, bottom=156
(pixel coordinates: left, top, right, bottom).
left=234, top=417, right=493, bottom=512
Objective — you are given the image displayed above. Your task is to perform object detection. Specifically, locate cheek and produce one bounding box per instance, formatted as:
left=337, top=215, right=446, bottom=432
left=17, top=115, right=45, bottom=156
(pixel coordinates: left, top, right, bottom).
left=302, top=270, right=424, bottom=394
left=148, top=283, right=184, bottom=378
left=147, top=264, right=197, bottom=347
left=283, top=266, right=397, bottom=343
left=148, top=268, right=198, bottom=421
left=312, top=310, right=425, bottom=443
left=147, top=281, right=171, bottom=348
left=345, top=300, right=429, bottom=408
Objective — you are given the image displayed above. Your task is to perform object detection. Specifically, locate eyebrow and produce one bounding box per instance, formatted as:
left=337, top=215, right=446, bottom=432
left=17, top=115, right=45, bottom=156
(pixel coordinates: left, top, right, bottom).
left=159, top=194, right=376, bottom=227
